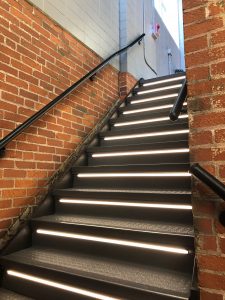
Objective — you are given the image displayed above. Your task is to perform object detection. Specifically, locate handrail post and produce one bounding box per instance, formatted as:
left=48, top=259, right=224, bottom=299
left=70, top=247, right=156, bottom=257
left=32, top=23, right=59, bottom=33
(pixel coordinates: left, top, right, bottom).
left=190, top=163, right=225, bottom=201
left=169, top=79, right=187, bottom=121
left=191, top=163, right=225, bottom=226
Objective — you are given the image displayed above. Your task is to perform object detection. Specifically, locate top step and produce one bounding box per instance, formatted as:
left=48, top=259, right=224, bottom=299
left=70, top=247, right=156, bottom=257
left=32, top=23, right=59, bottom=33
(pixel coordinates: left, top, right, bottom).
left=140, top=73, right=186, bottom=88
left=128, top=73, right=186, bottom=104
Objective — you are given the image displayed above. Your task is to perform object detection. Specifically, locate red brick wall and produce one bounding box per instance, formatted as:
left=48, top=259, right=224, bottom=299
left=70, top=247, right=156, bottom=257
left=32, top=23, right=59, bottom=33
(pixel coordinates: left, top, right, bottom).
left=0, top=0, right=120, bottom=238
left=183, top=0, right=225, bottom=298
left=119, top=72, right=137, bottom=99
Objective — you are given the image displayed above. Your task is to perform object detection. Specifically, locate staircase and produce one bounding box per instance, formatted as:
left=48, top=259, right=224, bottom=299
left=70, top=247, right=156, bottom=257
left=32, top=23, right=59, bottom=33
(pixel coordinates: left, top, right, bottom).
left=0, top=73, right=197, bottom=300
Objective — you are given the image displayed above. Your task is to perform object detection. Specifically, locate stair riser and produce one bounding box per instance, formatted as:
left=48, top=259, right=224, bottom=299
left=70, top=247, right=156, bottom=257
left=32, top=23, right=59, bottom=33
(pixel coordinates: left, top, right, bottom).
left=73, top=176, right=191, bottom=190
left=1, top=261, right=182, bottom=300
left=30, top=239, right=194, bottom=276
left=31, top=219, right=194, bottom=248
left=127, top=86, right=180, bottom=102
left=54, top=191, right=192, bottom=204
left=54, top=204, right=193, bottom=224
left=88, top=140, right=189, bottom=155
left=110, top=118, right=188, bottom=131
left=88, top=152, right=189, bottom=166
left=115, top=107, right=179, bottom=121
left=100, top=133, right=189, bottom=147
left=122, top=97, right=176, bottom=112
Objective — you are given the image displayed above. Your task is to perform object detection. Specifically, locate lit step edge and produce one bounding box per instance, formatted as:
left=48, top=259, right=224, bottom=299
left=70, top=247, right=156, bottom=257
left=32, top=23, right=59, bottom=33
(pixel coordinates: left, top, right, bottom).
left=143, top=76, right=186, bottom=87
left=6, top=270, right=190, bottom=300
left=131, top=93, right=178, bottom=104
left=63, top=188, right=192, bottom=195
left=77, top=172, right=191, bottom=178
left=92, top=148, right=189, bottom=158
left=123, top=102, right=187, bottom=115
left=138, top=84, right=182, bottom=95
left=36, top=229, right=189, bottom=254
left=7, top=270, right=118, bottom=300
left=114, top=114, right=188, bottom=127
left=59, top=199, right=192, bottom=210
left=104, top=129, right=189, bottom=141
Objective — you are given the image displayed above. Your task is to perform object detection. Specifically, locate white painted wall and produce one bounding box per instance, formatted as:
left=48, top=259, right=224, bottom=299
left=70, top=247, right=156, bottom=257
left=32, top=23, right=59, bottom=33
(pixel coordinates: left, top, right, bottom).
left=124, top=0, right=183, bottom=79
left=30, top=0, right=184, bottom=79
left=30, top=0, right=120, bottom=67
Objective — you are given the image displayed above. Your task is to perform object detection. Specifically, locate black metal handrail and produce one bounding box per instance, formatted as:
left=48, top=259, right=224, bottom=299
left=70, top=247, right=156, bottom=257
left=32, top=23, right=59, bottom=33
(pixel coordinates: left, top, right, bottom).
left=169, top=78, right=187, bottom=121
left=0, top=33, right=145, bottom=154
left=190, top=163, right=225, bottom=226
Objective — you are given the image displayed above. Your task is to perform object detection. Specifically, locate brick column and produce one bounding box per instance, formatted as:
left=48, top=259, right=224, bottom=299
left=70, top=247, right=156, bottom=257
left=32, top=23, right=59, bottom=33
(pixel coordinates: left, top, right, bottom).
left=118, top=71, right=137, bottom=99
left=183, top=0, right=225, bottom=298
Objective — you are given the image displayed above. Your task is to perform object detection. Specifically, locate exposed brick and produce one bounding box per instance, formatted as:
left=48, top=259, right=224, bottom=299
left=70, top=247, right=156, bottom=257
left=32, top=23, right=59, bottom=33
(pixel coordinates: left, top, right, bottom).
left=211, top=61, right=225, bottom=76
left=207, top=2, right=225, bottom=16
left=192, top=112, right=225, bottom=128
left=185, top=49, right=210, bottom=68
left=183, top=0, right=207, bottom=10
left=183, top=6, right=206, bottom=25
left=199, top=272, right=225, bottom=290
left=185, top=35, right=208, bottom=53
left=219, top=237, right=225, bottom=253
left=189, top=131, right=212, bottom=146
left=211, top=29, right=225, bottom=46
left=198, top=235, right=217, bottom=251
left=194, top=218, right=213, bottom=234
left=0, top=0, right=120, bottom=248
left=190, top=148, right=213, bottom=162
left=186, top=66, right=209, bottom=81
left=0, top=208, right=21, bottom=219
left=197, top=255, right=225, bottom=272
left=201, top=291, right=223, bottom=300
left=0, top=200, right=12, bottom=209
left=184, top=17, right=223, bottom=37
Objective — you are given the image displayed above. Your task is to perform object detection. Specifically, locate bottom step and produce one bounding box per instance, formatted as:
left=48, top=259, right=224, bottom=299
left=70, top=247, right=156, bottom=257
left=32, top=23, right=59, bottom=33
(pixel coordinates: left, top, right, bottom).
left=0, top=288, right=32, bottom=299
left=1, top=247, right=192, bottom=300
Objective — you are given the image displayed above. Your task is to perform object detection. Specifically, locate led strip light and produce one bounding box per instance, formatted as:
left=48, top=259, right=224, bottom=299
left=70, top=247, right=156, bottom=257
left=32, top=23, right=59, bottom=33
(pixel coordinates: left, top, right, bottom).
left=92, top=148, right=189, bottom=158
left=77, top=172, right=191, bottom=178
left=104, top=129, right=189, bottom=141
left=138, top=84, right=182, bottom=95
left=143, top=76, right=186, bottom=87
left=131, top=93, right=178, bottom=105
left=59, top=199, right=192, bottom=210
left=114, top=114, right=188, bottom=127
left=123, top=104, right=173, bottom=115
left=7, top=270, right=119, bottom=300
left=123, top=102, right=187, bottom=115
left=36, top=229, right=189, bottom=254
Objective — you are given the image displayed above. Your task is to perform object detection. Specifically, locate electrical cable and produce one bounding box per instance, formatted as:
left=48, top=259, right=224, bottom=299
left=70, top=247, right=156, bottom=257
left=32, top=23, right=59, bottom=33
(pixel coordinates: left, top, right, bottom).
left=142, top=0, right=157, bottom=76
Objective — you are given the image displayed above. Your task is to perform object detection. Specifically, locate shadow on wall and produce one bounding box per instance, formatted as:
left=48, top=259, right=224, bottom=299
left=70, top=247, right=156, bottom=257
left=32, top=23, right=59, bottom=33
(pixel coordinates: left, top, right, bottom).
left=154, top=9, right=182, bottom=76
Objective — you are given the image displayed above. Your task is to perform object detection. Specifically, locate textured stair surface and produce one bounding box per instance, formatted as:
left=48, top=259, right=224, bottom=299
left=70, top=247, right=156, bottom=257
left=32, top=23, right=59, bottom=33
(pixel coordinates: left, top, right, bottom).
left=0, top=73, right=197, bottom=299
left=1, top=247, right=192, bottom=299
left=32, top=214, right=194, bottom=236
left=0, top=288, right=33, bottom=299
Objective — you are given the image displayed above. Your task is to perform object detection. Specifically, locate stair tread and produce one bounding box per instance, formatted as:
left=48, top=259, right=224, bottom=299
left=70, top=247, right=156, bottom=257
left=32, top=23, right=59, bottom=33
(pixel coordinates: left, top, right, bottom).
left=111, top=113, right=188, bottom=126
left=141, top=73, right=185, bottom=85
left=2, top=247, right=192, bottom=298
left=120, top=97, right=176, bottom=111
left=88, top=140, right=188, bottom=153
left=72, top=163, right=190, bottom=173
left=0, top=289, right=32, bottom=300
left=101, top=121, right=188, bottom=137
left=55, top=187, right=192, bottom=195
left=33, top=214, right=194, bottom=237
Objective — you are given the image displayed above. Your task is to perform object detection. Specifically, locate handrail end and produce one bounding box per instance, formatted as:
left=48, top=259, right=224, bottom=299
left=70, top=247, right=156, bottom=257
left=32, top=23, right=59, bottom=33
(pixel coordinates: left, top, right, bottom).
left=139, top=78, right=145, bottom=87
left=169, top=111, right=178, bottom=121
left=0, top=147, right=5, bottom=157
left=219, top=211, right=225, bottom=227
left=190, top=163, right=200, bottom=170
